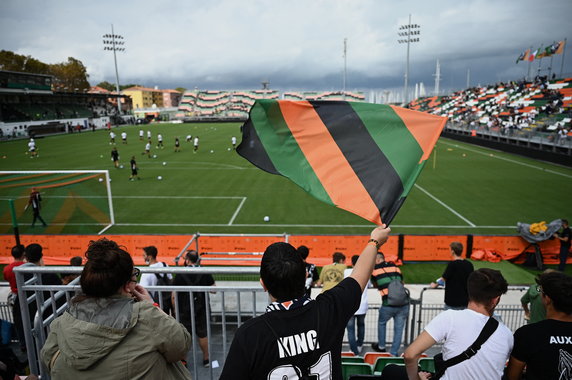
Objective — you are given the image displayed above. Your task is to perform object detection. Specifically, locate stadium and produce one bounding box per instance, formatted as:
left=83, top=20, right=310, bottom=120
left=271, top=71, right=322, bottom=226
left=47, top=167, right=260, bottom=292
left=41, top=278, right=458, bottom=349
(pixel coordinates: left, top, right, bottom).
left=1, top=1, right=572, bottom=379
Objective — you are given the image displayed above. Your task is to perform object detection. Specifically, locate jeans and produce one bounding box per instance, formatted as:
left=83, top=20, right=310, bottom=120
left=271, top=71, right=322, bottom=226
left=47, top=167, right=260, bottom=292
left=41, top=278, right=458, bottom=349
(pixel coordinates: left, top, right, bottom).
left=346, top=314, right=365, bottom=355
left=378, top=304, right=409, bottom=356
left=559, top=245, right=569, bottom=271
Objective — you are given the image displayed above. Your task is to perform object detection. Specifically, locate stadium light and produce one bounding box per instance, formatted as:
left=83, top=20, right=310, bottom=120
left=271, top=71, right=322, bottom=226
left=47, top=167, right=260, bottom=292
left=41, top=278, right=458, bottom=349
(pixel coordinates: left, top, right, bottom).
left=102, top=24, right=126, bottom=115
left=397, top=14, right=421, bottom=104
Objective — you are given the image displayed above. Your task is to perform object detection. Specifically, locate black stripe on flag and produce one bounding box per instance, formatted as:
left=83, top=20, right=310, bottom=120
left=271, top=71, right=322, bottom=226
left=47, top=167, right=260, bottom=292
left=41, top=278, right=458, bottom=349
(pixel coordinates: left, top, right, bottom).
left=310, top=101, right=404, bottom=223
left=237, top=119, right=279, bottom=175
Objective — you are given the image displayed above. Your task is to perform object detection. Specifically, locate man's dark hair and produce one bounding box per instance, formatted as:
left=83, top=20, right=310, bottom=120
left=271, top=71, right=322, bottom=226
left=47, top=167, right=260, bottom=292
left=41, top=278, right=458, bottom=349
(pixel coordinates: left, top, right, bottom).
left=260, top=242, right=305, bottom=302
left=332, top=252, right=346, bottom=263
left=69, top=256, right=83, bottom=266
left=377, top=252, right=385, bottom=262
left=467, top=268, right=508, bottom=305
left=25, top=243, right=43, bottom=263
left=562, top=219, right=569, bottom=226
left=537, top=271, right=572, bottom=314
left=351, top=255, right=360, bottom=266
left=450, top=242, right=463, bottom=256
left=185, top=250, right=200, bottom=264
left=143, top=246, right=158, bottom=259
left=11, top=245, right=25, bottom=260
left=297, top=245, right=310, bottom=260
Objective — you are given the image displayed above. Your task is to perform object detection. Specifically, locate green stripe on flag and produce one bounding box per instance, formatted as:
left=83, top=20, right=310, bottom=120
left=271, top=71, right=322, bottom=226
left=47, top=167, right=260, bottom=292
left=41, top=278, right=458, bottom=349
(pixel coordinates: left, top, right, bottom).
left=349, top=103, right=425, bottom=197
left=250, top=100, right=333, bottom=206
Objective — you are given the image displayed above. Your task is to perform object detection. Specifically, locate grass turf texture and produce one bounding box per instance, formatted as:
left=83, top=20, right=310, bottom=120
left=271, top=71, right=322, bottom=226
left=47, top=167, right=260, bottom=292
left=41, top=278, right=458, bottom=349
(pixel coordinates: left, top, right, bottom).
left=0, top=122, right=571, bottom=235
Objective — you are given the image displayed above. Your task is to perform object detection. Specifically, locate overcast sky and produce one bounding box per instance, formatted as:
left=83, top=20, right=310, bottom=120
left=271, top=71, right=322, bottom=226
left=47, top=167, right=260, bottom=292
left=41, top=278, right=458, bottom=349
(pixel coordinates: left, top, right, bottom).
left=1, top=0, right=571, bottom=96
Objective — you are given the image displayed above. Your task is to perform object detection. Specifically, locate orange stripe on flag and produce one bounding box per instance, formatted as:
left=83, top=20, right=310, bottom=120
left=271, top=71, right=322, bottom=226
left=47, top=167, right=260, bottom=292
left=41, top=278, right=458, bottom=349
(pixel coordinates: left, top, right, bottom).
left=389, top=106, right=447, bottom=162
left=278, top=101, right=382, bottom=225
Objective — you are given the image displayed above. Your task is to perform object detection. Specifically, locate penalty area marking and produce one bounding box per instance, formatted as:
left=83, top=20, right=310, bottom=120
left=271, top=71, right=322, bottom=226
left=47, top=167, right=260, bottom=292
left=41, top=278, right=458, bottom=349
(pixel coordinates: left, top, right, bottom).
left=414, top=184, right=476, bottom=227
left=228, top=197, right=247, bottom=225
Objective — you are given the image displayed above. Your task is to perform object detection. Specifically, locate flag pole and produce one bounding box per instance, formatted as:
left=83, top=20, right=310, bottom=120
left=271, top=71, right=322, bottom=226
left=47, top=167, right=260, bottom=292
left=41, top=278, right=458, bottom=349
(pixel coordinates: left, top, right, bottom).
left=560, top=38, right=567, bottom=78
left=536, top=45, right=543, bottom=78
left=527, top=46, right=533, bottom=81
left=433, top=148, right=437, bottom=170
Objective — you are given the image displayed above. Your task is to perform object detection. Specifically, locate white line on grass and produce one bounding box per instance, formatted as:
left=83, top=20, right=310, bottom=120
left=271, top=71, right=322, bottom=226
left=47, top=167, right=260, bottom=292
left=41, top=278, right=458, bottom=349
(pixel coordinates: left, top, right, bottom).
left=414, top=184, right=476, bottom=227
left=0, top=223, right=516, bottom=228
left=0, top=196, right=247, bottom=200
left=439, top=140, right=572, bottom=179
left=228, top=197, right=247, bottom=225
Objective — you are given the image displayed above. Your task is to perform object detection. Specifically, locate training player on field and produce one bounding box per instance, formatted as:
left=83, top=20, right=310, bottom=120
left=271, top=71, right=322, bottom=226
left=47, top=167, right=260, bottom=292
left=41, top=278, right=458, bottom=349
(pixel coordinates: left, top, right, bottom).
left=27, top=138, right=37, bottom=158
left=220, top=225, right=391, bottom=379
left=147, top=130, right=152, bottom=141
left=186, top=134, right=192, bottom=142
left=157, top=133, right=164, bottom=149
left=139, top=129, right=144, bottom=140
left=109, top=131, right=116, bottom=145
left=121, top=131, right=127, bottom=144
left=25, top=187, right=47, bottom=227
left=174, top=137, right=180, bottom=152
left=130, top=156, right=139, bottom=180
left=231, top=136, right=237, bottom=150
left=143, top=142, right=151, bottom=158
left=111, top=147, right=119, bottom=168
left=193, top=136, right=199, bottom=152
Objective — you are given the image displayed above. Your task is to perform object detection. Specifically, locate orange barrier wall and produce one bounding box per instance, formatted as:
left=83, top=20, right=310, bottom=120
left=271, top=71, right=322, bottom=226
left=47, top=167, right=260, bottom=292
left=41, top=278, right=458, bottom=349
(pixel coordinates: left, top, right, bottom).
left=0, top=234, right=567, bottom=266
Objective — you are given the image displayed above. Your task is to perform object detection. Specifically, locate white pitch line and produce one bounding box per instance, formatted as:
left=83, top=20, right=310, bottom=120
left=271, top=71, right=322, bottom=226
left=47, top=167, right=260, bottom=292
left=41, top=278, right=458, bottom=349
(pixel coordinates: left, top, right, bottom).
left=414, top=184, right=476, bottom=227
left=439, top=140, right=572, bottom=179
left=0, top=223, right=516, bottom=228
left=0, top=196, right=246, bottom=200
left=228, top=197, right=247, bottom=225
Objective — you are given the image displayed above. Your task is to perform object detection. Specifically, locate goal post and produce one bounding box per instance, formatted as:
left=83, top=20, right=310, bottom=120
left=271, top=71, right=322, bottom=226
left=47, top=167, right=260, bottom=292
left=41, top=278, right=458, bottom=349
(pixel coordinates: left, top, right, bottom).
left=0, top=170, right=115, bottom=235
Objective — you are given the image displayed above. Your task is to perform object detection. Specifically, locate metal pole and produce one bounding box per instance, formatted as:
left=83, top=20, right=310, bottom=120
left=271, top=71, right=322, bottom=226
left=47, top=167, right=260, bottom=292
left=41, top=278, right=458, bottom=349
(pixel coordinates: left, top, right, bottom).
left=404, top=14, right=411, bottom=104
left=466, top=68, right=470, bottom=88
left=560, top=38, right=567, bottom=78
left=111, top=24, right=122, bottom=115
left=9, top=199, right=20, bottom=246
left=527, top=46, right=533, bottom=81
left=343, top=38, right=347, bottom=100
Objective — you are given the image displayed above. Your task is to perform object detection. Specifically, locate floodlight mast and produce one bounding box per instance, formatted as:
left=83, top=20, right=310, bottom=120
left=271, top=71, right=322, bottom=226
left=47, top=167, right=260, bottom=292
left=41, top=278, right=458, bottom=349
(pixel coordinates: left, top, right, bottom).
left=343, top=38, right=347, bottom=100
left=102, top=24, right=125, bottom=115
left=397, top=14, right=420, bottom=104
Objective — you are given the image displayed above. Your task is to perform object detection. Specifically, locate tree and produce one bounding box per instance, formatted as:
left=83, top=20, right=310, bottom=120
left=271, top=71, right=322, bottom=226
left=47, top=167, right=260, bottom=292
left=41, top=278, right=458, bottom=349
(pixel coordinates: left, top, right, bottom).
left=50, top=57, right=90, bottom=92
left=0, top=50, right=50, bottom=74
left=96, top=81, right=116, bottom=91
left=175, top=87, right=187, bottom=94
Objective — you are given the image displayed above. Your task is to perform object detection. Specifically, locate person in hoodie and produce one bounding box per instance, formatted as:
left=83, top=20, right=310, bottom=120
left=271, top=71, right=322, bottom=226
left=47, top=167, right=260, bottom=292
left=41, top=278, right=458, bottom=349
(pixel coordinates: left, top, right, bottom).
left=41, top=238, right=192, bottom=380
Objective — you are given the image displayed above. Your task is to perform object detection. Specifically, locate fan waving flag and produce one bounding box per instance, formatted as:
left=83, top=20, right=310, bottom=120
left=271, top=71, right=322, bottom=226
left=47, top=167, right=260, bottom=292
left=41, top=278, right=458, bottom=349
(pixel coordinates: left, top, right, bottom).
left=237, top=100, right=447, bottom=225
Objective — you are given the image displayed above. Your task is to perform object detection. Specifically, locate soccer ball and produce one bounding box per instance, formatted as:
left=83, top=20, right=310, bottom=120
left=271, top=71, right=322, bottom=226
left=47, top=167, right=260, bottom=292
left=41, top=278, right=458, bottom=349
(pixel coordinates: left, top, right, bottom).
left=98, top=178, right=103, bottom=182
left=157, top=176, right=162, bottom=180
left=100, top=155, right=103, bottom=158
left=210, top=150, right=214, bottom=153
left=153, top=154, right=157, bottom=158
left=119, top=165, right=124, bottom=169
left=227, top=148, right=231, bottom=151
left=263, top=216, right=270, bottom=222
left=162, top=162, right=166, bottom=166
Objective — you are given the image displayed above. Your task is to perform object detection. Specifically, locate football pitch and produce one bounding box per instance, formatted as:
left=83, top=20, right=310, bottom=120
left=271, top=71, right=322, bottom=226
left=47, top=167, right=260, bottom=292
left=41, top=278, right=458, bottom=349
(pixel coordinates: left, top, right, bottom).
left=0, top=122, right=571, bottom=236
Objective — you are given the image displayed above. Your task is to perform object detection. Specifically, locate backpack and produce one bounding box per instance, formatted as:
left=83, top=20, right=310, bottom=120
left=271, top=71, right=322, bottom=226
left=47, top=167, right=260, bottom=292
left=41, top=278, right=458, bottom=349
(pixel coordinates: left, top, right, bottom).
left=154, top=262, right=173, bottom=312
left=386, top=278, right=410, bottom=306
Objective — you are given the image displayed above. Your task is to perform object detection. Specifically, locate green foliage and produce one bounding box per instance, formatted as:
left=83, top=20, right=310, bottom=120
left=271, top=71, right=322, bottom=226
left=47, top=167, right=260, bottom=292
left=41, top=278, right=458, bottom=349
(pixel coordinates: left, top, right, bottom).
left=0, top=50, right=51, bottom=74
left=96, top=81, right=116, bottom=91
left=175, top=87, right=187, bottom=94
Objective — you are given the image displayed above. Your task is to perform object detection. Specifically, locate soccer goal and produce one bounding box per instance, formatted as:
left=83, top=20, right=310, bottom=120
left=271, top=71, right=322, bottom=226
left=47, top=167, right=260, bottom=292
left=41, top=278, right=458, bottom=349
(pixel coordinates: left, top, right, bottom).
left=0, top=170, right=115, bottom=235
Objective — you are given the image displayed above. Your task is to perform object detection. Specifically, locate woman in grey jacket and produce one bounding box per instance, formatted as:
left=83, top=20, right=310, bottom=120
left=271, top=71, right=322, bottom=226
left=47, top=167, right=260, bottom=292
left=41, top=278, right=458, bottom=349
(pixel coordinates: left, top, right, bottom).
left=41, top=239, right=192, bottom=380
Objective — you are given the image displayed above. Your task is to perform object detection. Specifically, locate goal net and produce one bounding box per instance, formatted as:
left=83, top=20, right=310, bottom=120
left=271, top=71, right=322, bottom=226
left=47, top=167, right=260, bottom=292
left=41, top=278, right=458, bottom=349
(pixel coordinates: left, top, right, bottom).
left=0, top=170, right=114, bottom=235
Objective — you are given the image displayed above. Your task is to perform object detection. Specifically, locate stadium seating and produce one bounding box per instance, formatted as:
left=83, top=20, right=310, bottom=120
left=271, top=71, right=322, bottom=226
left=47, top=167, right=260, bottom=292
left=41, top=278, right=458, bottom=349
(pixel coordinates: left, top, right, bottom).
left=342, top=356, right=365, bottom=363
left=363, top=352, right=392, bottom=365
left=372, top=357, right=405, bottom=374
left=341, top=362, right=373, bottom=380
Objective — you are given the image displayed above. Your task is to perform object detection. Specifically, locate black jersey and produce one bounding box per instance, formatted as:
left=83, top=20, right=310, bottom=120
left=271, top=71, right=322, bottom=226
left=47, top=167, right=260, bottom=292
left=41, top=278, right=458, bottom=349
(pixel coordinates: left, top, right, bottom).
left=442, top=259, right=474, bottom=307
left=220, top=277, right=361, bottom=380
left=111, top=150, right=119, bottom=161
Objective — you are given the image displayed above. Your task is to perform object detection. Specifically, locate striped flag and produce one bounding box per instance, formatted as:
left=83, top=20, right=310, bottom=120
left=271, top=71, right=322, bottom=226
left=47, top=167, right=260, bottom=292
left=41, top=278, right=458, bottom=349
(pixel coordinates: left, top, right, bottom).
left=237, top=100, right=447, bottom=225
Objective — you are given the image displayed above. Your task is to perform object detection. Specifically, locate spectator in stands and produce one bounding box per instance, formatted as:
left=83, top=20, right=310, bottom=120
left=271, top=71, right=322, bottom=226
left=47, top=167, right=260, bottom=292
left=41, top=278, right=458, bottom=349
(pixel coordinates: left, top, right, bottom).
left=41, top=238, right=192, bottom=379
left=172, top=250, right=215, bottom=367
left=506, top=271, right=572, bottom=380
left=554, top=219, right=571, bottom=271
left=371, top=251, right=409, bottom=356
left=297, top=245, right=318, bottom=298
left=316, top=252, right=346, bottom=292
left=140, top=246, right=173, bottom=314
left=3, top=245, right=26, bottom=349
left=430, top=242, right=474, bottom=310
left=25, top=187, right=47, bottom=227
left=344, top=255, right=369, bottom=355
left=60, top=256, right=83, bottom=285
left=403, top=268, right=512, bottom=380
left=220, top=225, right=391, bottom=379
left=520, top=269, right=555, bottom=324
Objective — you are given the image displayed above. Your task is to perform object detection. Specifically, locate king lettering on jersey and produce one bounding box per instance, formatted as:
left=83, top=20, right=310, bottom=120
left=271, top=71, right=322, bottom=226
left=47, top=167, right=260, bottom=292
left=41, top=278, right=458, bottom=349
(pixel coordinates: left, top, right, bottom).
left=277, top=330, right=320, bottom=358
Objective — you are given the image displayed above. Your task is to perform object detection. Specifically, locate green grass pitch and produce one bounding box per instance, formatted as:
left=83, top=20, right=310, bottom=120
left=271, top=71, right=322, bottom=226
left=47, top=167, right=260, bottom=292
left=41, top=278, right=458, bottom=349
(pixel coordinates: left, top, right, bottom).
left=0, top=122, right=571, bottom=236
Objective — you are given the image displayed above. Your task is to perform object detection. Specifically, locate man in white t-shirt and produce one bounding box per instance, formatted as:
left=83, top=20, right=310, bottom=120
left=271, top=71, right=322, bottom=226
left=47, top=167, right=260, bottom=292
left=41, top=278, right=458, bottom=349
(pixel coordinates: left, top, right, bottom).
left=231, top=136, right=237, bottom=150
left=193, top=136, right=199, bottom=152
left=402, top=268, right=513, bottom=380
left=140, top=246, right=173, bottom=314
left=143, top=142, right=151, bottom=158
left=344, top=255, right=370, bottom=355
left=121, top=131, right=127, bottom=144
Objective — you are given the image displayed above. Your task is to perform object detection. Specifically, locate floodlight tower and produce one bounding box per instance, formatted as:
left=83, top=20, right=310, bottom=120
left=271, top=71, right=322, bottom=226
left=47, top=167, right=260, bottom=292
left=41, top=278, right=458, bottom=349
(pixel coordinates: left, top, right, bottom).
left=397, top=14, right=420, bottom=104
left=103, top=24, right=126, bottom=114
left=343, top=38, right=348, bottom=99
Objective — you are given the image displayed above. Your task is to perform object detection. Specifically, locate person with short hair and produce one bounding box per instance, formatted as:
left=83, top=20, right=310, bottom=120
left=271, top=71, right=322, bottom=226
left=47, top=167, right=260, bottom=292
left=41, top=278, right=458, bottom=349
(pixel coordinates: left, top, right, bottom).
left=28, top=138, right=37, bottom=158
left=403, top=268, right=513, bottom=380
left=554, top=219, right=570, bottom=271
left=231, top=136, right=237, bottom=150
left=25, top=187, right=47, bottom=227
left=506, top=271, right=572, bottom=380
left=193, top=136, right=199, bottom=152
left=520, top=268, right=555, bottom=324
left=111, top=147, right=119, bottom=168
left=129, top=156, right=139, bottom=181
left=316, top=252, right=346, bottom=292
left=41, top=239, right=192, bottom=379
left=140, top=246, right=172, bottom=314
left=157, top=133, right=164, bottom=149
left=143, top=141, right=151, bottom=158
left=60, top=256, right=83, bottom=285
left=430, top=241, right=474, bottom=310
left=344, top=254, right=369, bottom=355
left=139, top=129, right=144, bottom=140
left=172, top=250, right=215, bottom=367
left=174, top=137, right=180, bottom=152
left=297, top=245, right=318, bottom=298
left=220, top=225, right=391, bottom=379
left=371, top=251, right=409, bottom=356
left=109, top=131, right=115, bottom=145
left=3, top=245, right=26, bottom=349
left=121, top=131, right=127, bottom=144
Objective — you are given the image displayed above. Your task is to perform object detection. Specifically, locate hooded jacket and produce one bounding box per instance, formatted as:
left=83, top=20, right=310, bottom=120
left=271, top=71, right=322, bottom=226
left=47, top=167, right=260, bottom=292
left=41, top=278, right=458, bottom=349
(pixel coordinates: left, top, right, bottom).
left=41, top=295, right=192, bottom=380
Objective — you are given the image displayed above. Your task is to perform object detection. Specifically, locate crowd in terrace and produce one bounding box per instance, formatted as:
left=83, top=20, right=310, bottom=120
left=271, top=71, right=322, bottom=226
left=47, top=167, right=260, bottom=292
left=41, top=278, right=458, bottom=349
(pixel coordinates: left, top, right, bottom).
left=407, top=76, right=572, bottom=142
